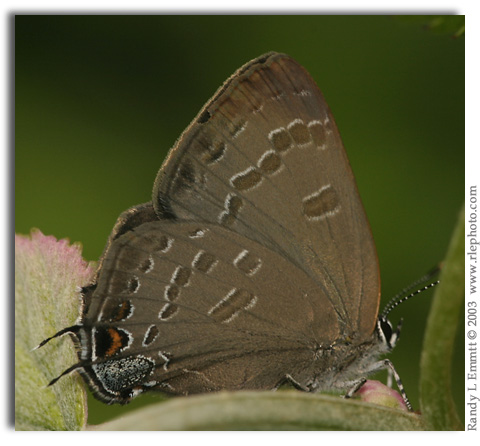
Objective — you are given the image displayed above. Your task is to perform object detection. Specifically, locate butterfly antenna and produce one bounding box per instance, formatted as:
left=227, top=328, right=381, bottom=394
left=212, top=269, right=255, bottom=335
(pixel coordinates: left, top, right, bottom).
left=381, top=265, right=441, bottom=318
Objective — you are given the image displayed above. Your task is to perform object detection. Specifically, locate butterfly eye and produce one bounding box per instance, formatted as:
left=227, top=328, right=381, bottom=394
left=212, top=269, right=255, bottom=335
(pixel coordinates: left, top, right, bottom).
left=378, top=317, right=394, bottom=349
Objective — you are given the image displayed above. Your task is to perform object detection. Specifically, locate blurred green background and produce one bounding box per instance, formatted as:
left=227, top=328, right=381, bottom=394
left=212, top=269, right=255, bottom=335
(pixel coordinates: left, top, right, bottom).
left=15, top=15, right=464, bottom=425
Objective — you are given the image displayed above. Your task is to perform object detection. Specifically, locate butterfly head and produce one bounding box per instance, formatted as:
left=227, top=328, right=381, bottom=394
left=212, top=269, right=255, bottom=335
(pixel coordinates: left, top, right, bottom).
left=376, top=316, right=402, bottom=352
left=376, top=272, right=440, bottom=352
left=375, top=269, right=441, bottom=354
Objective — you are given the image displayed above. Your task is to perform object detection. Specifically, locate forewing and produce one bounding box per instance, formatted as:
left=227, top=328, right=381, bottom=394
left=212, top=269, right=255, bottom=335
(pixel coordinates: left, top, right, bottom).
left=152, top=53, right=379, bottom=337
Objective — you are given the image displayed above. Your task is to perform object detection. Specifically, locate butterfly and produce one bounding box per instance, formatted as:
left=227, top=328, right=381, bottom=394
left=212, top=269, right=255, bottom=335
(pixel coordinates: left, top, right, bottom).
left=41, top=52, right=411, bottom=409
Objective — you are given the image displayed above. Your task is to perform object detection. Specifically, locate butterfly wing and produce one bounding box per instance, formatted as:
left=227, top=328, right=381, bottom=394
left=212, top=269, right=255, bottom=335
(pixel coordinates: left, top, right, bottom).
left=85, top=220, right=337, bottom=395
left=75, top=52, right=381, bottom=403
left=152, top=52, right=380, bottom=338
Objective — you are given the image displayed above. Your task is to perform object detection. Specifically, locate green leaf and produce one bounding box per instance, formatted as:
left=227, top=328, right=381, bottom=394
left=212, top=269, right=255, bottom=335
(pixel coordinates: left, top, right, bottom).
left=419, top=206, right=465, bottom=430
left=15, top=230, right=93, bottom=430
left=91, top=391, right=427, bottom=431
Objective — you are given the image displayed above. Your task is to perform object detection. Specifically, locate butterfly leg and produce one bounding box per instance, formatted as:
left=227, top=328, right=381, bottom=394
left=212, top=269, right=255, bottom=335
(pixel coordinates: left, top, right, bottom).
left=382, top=359, right=412, bottom=411
left=274, top=374, right=310, bottom=392
left=344, top=378, right=367, bottom=399
left=387, top=367, right=393, bottom=388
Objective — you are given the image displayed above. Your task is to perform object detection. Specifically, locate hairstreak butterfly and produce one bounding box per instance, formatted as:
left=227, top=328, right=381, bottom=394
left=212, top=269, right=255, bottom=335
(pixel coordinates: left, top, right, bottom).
left=40, top=52, right=418, bottom=409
